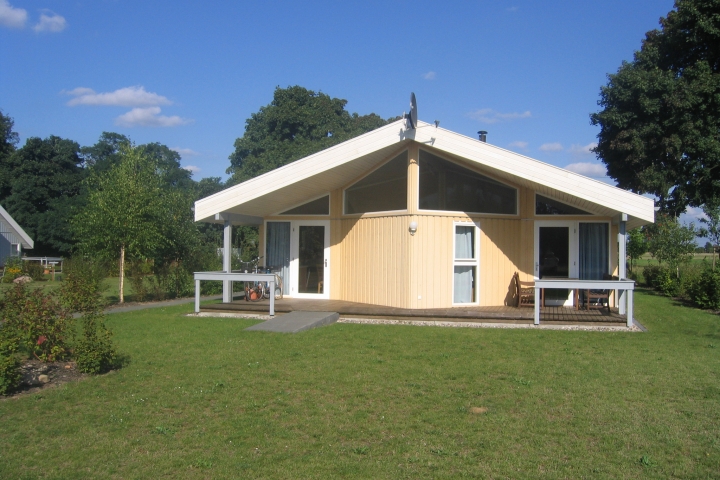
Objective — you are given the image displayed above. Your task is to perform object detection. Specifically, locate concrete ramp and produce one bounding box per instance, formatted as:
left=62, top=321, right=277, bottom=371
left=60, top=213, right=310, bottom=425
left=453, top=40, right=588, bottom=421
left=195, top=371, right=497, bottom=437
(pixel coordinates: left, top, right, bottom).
left=244, top=311, right=339, bottom=333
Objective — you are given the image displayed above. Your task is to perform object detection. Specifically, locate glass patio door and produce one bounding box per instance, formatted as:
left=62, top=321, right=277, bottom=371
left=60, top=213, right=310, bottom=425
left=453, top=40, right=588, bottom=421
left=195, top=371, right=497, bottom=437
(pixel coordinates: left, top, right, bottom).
left=290, top=220, right=330, bottom=298
left=535, top=221, right=576, bottom=306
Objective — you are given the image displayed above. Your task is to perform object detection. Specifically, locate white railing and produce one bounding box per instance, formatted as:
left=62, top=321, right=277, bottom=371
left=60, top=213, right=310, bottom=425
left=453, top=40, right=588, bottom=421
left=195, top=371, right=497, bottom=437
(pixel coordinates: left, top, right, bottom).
left=533, top=278, right=636, bottom=327
left=194, top=271, right=277, bottom=316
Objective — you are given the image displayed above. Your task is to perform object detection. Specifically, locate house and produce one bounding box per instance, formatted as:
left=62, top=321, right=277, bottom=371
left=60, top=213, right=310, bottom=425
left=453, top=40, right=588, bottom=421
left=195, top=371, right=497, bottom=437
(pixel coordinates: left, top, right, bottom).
left=0, top=204, right=33, bottom=267
left=194, top=119, right=654, bottom=311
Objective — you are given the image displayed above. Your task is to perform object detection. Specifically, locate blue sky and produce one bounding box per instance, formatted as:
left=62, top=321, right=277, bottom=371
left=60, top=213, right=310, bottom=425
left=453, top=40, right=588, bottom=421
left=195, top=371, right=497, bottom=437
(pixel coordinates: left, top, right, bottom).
left=4, top=0, right=695, bottom=217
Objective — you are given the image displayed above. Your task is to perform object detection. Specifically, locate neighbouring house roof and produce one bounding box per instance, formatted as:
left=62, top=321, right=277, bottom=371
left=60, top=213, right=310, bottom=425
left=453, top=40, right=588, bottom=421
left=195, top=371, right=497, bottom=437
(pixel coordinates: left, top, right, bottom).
left=0, top=204, right=34, bottom=249
left=196, top=119, right=655, bottom=229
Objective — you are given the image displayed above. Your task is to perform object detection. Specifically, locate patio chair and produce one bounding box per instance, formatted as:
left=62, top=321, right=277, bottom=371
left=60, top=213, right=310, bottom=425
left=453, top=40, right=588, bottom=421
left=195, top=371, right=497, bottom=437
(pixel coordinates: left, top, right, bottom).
left=514, top=272, right=535, bottom=308
left=585, top=274, right=616, bottom=312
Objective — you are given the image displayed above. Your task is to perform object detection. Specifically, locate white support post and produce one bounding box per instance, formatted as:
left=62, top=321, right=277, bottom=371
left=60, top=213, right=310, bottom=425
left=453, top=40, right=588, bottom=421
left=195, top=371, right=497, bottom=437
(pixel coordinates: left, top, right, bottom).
left=534, top=286, right=540, bottom=325
left=618, top=213, right=627, bottom=314
left=269, top=279, right=275, bottom=317
left=195, top=279, right=201, bottom=313
left=626, top=289, right=634, bottom=328
left=223, top=220, right=232, bottom=303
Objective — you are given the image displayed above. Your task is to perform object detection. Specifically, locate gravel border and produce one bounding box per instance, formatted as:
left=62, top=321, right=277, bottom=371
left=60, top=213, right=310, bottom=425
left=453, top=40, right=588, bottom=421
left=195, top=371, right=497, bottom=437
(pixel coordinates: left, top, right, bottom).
left=189, top=312, right=641, bottom=332
left=337, top=317, right=641, bottom=331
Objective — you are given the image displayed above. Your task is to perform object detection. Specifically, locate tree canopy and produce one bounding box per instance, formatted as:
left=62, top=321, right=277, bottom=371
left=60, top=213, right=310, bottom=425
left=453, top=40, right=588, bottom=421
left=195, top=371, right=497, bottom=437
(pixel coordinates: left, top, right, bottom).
left=227, top=86, right=396, bottom=183
left=1, top=135, right=85, bottom=255
left=590, top=0, right=720, bottom=215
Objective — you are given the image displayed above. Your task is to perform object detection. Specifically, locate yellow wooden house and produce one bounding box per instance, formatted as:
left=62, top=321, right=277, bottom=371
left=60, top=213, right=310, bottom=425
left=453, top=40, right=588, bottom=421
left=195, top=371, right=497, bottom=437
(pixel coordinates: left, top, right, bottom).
left=194, top=119, right=654, bottom=310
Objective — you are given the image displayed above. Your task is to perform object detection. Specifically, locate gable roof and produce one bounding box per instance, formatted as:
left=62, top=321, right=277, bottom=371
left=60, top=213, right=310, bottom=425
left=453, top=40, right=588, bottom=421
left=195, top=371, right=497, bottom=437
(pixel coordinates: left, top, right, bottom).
left=196, top=119, right=655, bottom=229
left=0, top=204, right=34, bottom=249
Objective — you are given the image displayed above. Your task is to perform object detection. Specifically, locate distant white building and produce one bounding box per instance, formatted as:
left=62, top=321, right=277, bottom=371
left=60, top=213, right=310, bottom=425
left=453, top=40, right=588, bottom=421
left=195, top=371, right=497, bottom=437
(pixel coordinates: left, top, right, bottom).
left=0, top=204, right=33, bottom=267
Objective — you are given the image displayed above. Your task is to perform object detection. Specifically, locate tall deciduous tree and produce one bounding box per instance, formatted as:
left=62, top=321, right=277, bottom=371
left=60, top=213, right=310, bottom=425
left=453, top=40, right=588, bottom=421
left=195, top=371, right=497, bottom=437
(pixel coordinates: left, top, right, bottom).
left=0, top=110, right=20, bottom=200
left=590, top=0, right=720, bottom=215
left=73, top=146, right=165, bottom=303
left=1, top=136, right=85, bottom=255
left=228, top=86, right=396, bottom=183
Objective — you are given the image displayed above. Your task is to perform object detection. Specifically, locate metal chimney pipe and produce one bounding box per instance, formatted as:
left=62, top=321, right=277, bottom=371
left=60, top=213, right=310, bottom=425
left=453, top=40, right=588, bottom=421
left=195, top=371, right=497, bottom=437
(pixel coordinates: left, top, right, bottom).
left=478, top=131, right=487, bottom=142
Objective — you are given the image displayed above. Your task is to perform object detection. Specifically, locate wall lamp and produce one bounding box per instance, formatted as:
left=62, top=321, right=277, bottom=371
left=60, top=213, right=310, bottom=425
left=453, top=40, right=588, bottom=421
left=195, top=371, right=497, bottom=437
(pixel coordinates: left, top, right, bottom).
left=409, top=221, right=418, bottom=236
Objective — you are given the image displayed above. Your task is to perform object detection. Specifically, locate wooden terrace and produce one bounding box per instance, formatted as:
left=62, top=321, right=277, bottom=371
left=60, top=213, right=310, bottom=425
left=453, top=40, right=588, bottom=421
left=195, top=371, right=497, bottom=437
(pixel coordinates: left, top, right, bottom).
left=199, top=297, right=630, bottom=327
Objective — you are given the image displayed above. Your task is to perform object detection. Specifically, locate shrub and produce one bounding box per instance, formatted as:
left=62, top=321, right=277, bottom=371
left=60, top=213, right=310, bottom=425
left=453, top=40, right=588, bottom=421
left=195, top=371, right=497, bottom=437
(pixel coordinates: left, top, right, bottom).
left=74, top=312, right=118, bottom=374
left=643, top=265, right=680, bottom=297
left=59, top=257, right=106, bottom=313
left=155, top=264, right=193, bottom=299
left=686, top=267, right=720, bottom=310
left=128, top=260, right=152, bottom=302
left=0, top=283, right=72, bottom=362
left=0, top=352, right=21, bottom=395
left=1, top=256, right=23, bottom=283
left=23, top=262, right=45, bottom=281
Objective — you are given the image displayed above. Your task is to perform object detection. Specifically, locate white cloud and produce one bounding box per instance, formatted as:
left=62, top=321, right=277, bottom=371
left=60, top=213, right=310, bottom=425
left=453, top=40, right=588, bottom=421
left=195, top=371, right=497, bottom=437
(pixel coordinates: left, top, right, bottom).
left=568, top=142, right=597, bottom=156
left=467, top=108, right=531, bottom=124
left=183, top=165, right=201, bottom=174
left=171, top=147, right=200, bottom=157
left=65, top=86, right=172, bottom=107
left=422, top=71, right=436, bottom=80
left=683, top=206, right=708, bottom=222
left=115, top=107, right=191, bottom=127
left=564, top=162, right=607, bottom=178
left=0, top=0, right=27, bottom=28
left=33, top=11, right=66, bottom=32
left=508, top=141, right=528, bottom=150
left=539, top=142, right=563, bottom=152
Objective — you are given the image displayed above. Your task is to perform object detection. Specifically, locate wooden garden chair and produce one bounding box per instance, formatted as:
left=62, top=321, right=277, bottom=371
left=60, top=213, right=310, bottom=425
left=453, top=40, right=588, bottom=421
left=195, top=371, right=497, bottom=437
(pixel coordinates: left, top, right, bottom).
left=514, top=272, right=535, bottom=308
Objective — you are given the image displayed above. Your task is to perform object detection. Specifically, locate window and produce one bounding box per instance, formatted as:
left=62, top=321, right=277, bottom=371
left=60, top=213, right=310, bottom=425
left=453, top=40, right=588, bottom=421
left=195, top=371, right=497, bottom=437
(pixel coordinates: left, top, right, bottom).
left=419, top=150, right=517, bottom=214
left=280, top=195, right=329, bottom=215
left=535, top=194, right=592, bottom=215
left=344, top=151, right=408, bottom=214
left=453, top=223, right=479, bottom=304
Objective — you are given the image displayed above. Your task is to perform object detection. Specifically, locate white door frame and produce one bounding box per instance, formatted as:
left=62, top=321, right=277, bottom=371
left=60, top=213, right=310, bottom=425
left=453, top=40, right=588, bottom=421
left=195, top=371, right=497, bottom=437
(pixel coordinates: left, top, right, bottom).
left=289, top=220, right=330, bottom=299
left=534, top=220, right=578, bottom=306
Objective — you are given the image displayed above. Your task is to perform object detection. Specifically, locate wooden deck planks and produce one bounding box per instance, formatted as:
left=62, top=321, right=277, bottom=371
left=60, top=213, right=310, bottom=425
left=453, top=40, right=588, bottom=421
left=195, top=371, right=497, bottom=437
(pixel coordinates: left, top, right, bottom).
left=201, top=298, right=626, bottom=326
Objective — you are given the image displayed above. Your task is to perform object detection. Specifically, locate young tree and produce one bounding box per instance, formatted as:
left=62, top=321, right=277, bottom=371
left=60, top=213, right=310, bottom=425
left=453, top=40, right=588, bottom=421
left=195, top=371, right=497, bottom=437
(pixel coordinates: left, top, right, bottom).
left=627, top=228, right=647, bottom=273
left=699, top=201, right=720, bottom=270
left=0, top=110, right=20, bottom=200
left=645, top=214, right=697, bottom=274
left=228, top=86, right=396, bottom=183
left=590, top=0, right=720, bottom=215
left=72, top=145, right=165, bottom=303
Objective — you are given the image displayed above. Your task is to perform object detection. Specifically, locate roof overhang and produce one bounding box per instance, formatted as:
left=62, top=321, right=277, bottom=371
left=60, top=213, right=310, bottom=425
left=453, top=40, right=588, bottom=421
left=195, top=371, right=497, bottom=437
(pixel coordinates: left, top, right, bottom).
left=196, top=120, right=655, bottom=230
left=0, top=204, right=34, bottom=249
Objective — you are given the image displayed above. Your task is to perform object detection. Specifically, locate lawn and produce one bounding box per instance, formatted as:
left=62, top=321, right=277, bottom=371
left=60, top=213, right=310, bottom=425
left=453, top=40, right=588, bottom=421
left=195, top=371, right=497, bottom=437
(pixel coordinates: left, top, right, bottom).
left=1, top=290, right=718, bottom=478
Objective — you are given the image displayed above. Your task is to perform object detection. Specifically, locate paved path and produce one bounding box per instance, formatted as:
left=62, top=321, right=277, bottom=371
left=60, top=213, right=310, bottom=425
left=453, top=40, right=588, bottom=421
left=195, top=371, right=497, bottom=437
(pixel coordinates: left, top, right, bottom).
left=102, top=295, right=224, bottom=314
left=244, top=311, right=339, bottom=333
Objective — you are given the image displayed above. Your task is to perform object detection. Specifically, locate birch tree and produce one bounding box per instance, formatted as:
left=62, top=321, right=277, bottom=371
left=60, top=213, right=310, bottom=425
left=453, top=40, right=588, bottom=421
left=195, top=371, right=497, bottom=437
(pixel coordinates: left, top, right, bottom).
left=72, top=145, right=164, bottom=303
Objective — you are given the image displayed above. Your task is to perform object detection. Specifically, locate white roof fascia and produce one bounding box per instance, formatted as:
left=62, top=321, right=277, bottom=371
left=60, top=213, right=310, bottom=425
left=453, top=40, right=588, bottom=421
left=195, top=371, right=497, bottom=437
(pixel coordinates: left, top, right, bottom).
left=195, top=119, right=409, bottom=222
left=0, top=204, right=34, bottom=249
left=411, top=121, right=655, bottom=225
left=196, top=119, right=654, bottom=227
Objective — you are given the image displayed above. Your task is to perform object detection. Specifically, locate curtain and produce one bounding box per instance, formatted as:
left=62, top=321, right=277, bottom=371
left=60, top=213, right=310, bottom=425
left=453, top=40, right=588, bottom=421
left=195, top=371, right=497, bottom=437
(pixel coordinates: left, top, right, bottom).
left=454, top=226, right=475, bottom=303
left=455, top=226, right=474, bottom=259
left=266, top=222, right=290, bottom=294
left=579, top=223, right=608, bottom=280
left=454, top=266, right=475, bottom=303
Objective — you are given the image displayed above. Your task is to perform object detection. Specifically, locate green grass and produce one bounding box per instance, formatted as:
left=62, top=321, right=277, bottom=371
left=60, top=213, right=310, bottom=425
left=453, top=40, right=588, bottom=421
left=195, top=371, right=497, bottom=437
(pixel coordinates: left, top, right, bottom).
left=1, top=291, right=719, bottom=478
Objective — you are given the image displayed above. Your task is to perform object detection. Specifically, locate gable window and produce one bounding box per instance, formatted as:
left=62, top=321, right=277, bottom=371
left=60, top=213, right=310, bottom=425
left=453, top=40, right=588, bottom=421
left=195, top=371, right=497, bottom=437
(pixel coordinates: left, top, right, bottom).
left=535, top=194, right=592, bottom=215
left=280, top=195, right=330, bottom=215
left=344, top=151, right=408, bottom=214
left=419, top=150, right=517, bottom=214
left=453, top=223, right=479, bottom=304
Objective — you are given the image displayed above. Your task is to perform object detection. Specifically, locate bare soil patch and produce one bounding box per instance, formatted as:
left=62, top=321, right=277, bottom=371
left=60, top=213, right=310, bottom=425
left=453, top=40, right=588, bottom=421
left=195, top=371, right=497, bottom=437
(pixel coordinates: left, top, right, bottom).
left=2, top=359, right=89, bottom=400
